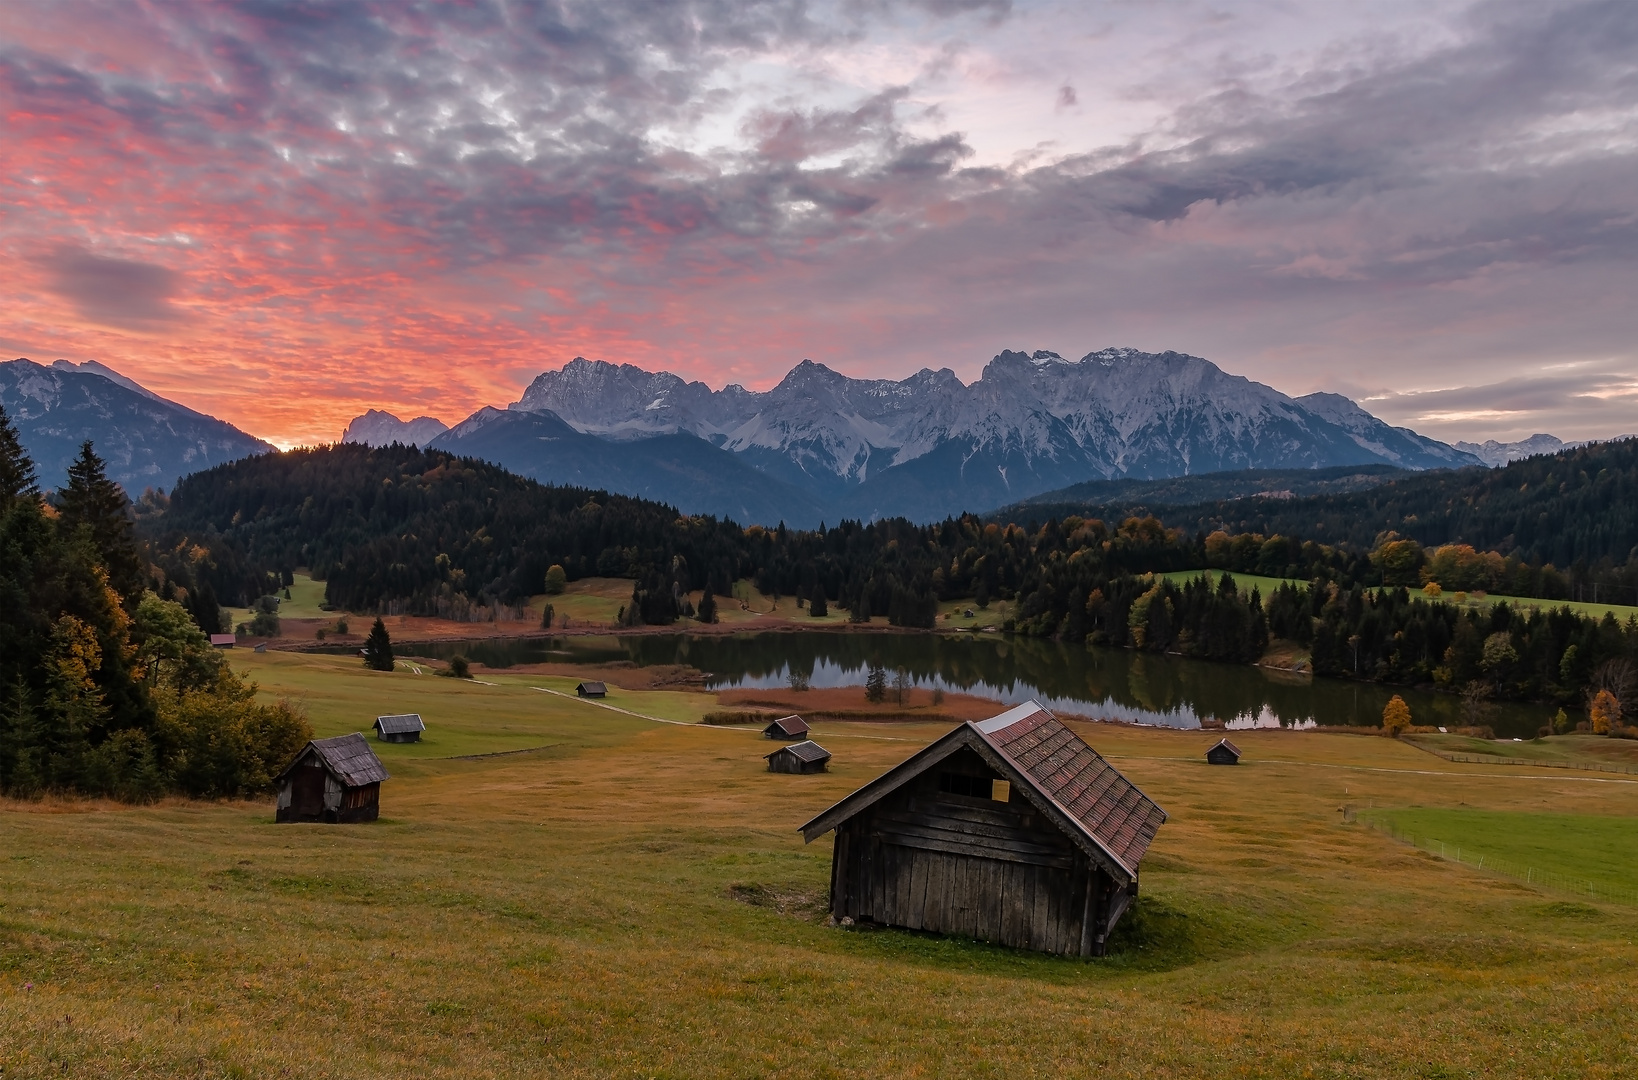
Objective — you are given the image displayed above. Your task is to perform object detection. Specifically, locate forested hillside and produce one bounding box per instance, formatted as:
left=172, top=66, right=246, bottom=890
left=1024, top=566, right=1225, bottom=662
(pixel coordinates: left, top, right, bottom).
left=147, top=443, right=1637, bottom=718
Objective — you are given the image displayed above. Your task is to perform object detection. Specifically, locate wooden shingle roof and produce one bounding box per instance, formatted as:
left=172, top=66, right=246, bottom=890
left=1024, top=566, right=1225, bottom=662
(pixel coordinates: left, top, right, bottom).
left=800, top=701, right=1166, bottom=883
left=278, top=733, right=390, bottom=787
left=766, top=715, right=810, bottom=737
left=374, top=713, right=426, bottom=735
left=768, top=740, right=830, bottom=763
left=973, top=704, right=1167, bottom=873
left=1208, top=737, right=1241, bottom=757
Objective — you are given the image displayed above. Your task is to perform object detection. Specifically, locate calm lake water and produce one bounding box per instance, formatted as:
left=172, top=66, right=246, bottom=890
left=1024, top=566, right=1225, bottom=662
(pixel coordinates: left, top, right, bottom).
left=382, top=631, right=1551, bottom=739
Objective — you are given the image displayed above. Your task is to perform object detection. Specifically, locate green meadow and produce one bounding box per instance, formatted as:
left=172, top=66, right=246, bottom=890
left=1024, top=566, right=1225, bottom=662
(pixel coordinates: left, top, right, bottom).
left=3, top=652, right=1638, bottom=1077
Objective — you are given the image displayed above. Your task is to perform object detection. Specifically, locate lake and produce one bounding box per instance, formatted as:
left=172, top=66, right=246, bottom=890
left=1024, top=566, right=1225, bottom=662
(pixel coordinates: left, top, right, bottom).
left=383, top=630, right=1552, bottom=738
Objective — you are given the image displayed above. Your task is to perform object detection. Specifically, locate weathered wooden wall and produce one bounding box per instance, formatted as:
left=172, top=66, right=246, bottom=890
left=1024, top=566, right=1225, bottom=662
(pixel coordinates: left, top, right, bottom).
left=828, top=746, right=1120, bottom=955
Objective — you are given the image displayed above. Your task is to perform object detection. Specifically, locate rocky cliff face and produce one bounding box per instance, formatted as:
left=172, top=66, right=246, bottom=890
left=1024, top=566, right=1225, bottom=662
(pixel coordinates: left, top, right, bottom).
left=501, top=348, right=1480, bottom=520
left=0, top=359, right=272, bottom=492
left=342, top=409, right=450, bottom=448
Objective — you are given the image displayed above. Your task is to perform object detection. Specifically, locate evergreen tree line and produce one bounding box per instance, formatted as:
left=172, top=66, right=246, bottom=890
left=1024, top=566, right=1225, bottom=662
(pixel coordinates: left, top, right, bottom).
left=146, top=442, right=1636, bottom=713
left=1048, top=438, right=1638, bottom=604
left=0, top=407, right=310, bottom=799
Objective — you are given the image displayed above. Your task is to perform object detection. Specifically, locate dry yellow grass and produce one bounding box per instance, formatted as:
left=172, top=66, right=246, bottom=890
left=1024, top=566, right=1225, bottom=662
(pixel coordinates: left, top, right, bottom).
left=3, top=655, right=1638, bottom=1077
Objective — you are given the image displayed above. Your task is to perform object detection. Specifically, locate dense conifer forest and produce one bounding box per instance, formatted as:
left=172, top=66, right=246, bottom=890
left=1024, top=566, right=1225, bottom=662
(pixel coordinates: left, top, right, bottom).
left=141, top=442, right=1638, bottom=722
left=0, top=408, right=309, bottom=799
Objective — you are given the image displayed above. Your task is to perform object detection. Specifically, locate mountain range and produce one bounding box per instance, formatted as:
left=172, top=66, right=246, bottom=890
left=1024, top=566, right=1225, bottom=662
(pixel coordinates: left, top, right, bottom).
left=413, top=348, right=1480, bottom=524
left=0, top=359, right=273, bottom=493
left=1, top=349, right=1536, bottom=525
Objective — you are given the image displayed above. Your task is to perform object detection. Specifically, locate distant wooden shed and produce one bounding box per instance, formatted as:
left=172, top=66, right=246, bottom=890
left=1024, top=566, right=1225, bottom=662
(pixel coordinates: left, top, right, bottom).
left=576, top=681, right=607, bottom=698
left=800, top=701, right=1167, bottom=957
left=374, top=713, right=425, bottom=743
left=275, top=734, right=389, bottom=824
left=210, top=634, right=236, bottom=649
left=767, top=740, right=831, bottom=774
left=764, top=714, right=810, bottom=740
left=1205, top=738, right=1242, bottom=765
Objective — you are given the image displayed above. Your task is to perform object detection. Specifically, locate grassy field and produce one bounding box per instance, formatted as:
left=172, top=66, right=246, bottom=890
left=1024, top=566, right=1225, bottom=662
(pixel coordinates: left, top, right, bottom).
left=1362, top=807, right=1638, bottom=899
left=6, top=657, right=1638, bottom=1076
left=1407, top=732, right=1638, bottom=770
left=1158, top=568, right=1302, bottom=595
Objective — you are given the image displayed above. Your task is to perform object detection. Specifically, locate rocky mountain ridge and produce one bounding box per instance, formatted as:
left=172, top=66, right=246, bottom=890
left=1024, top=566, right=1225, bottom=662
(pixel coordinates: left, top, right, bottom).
left=484, top=348, right=1481, bottom=521
left=0, top=359, right=272, bottom=492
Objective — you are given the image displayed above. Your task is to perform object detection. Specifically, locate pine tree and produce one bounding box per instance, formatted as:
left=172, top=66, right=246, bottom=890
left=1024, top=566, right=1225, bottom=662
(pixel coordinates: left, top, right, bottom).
left=0, top=405, right=37, bottom=504
left=865, top=665, right=887, bottom=703
left=697, top=589, right=718, bottom=624
left=362, top=618, right=395, bottom=671
left=809, top=590, right=828, bottom=618
left=58, top=441, right=143, bottom=605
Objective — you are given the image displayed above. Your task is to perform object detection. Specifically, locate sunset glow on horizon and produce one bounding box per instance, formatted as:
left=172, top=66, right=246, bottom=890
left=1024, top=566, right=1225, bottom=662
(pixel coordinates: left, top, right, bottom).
left=5, top=0, right=1637, bottom=447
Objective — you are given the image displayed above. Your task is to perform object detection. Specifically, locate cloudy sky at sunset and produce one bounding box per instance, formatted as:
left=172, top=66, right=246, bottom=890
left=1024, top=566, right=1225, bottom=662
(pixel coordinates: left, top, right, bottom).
left=4, top=0, right=1636, bottom=448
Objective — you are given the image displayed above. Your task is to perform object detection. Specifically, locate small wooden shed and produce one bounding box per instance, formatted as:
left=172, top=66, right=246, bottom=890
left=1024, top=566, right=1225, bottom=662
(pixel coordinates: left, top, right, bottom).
left=764, top=714, right=810, bottom=740
left=576, top=681, right=607, bottom=698
left=800, top=701, right=1166, bottom=957
left=767, top=740, right=831, bottom=774
left=374, top=713, right=426, bottom=743
left=210, top=634, right=236, bottom=649
left=1205, top=738, right=1242, bottom=765
left=275, top=734, right=389, bottom=824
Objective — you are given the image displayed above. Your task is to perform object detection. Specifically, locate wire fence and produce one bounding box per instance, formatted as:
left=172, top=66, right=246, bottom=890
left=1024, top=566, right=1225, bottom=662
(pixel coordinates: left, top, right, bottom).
left=1421, top=750, right=1638, bottom=776
left=1354, top=810, right=1638, bottom=907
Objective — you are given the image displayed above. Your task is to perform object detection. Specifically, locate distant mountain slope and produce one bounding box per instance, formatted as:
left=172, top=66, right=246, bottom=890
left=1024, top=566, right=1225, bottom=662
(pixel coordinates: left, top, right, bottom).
left=342, top=409, right=450, bottom=447
left=429, top=407, right=827, bottom=526
left=994, top=464, right=1412, bottom=521
left=1, top=358, right=272, bottom=491
left=499, top=349, right=1480, bottom=522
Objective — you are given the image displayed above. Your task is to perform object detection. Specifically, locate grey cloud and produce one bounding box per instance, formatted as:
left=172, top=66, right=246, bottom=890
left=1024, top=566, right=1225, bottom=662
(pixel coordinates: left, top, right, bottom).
left=37, top=247, right=186, bottom=328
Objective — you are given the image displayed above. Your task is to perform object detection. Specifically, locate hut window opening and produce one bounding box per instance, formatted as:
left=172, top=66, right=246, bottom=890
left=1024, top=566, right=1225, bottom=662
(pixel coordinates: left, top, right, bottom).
left=939, top=772, right=1007, bottom=800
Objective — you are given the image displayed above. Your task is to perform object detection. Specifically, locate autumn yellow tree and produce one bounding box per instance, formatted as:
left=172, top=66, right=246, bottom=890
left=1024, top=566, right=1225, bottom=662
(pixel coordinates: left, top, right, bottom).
left=1382, top=695, right=1412, bottom=736
left=1589, top=689, right=1623, bottom=735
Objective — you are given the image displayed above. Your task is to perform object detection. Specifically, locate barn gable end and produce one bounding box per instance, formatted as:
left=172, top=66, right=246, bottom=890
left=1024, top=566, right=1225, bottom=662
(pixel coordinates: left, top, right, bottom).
left=799, top=701, right=1166, bottom=956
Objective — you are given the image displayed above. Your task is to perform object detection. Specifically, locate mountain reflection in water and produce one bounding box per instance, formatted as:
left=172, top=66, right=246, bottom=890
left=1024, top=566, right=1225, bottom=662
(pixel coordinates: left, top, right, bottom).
left=390, top=631, right=1546, bottom=738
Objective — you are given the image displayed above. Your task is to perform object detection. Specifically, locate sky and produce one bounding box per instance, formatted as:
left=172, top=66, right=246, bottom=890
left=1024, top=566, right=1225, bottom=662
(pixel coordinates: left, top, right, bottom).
left=3, top=0, right=1637, bottom=449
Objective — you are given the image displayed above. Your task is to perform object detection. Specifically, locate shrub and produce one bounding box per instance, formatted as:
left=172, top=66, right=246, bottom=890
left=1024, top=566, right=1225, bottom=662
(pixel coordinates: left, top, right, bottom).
left=439, top=654, right=472, bottom=679
left=544, top=564, right=567, bottom=595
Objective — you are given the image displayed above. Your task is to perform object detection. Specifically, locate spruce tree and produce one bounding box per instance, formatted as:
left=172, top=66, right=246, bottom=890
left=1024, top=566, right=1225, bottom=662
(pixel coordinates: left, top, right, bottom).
left=362, top=618, right=395, bottom=671
left=697, top=589, right=718, bottom=624
left=809, top=590, right=827, bottom=618
left=58, top=441, right=143, bottom=605
left=0, top=405, right=37, bottom=504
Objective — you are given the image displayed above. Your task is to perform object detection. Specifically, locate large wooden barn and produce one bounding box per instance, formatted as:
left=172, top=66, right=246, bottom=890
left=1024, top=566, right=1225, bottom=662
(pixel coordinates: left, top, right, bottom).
left=800, top=701, right=1166, bottom=957
left=275, top=734, right=390, bottom=824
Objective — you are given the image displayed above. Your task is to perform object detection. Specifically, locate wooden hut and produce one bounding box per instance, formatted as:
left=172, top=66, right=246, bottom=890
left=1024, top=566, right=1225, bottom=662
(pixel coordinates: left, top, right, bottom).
left=275, top=734, right=389, bottom=824
left=374, top=713, right=426, bottom=743
left=210, top=634, right=236, bottom=649
left=767, top=740, right=831, bottom=774
left=576, top=681, right=607, bottom=698
left=1205, top=738, right=1242, bottom=765
left=763, top=714, right=810, bottom=740
left=800, top=701, right=1166, bottom=957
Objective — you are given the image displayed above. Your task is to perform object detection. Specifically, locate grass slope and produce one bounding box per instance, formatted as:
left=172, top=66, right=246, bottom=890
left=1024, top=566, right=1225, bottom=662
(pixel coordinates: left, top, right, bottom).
left=1364, top=808, right=1638, bottom=898
left=4, top=660, right=1638, bottom=1077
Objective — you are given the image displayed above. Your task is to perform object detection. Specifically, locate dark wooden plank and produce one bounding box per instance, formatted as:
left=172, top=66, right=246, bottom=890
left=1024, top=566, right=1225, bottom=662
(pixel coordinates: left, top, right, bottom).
left=879, top=808, right=1078, bottom=850
left=874, top=828, right=1077, bottom=868
left=1032, top=865, right=1051, bottom=952
left=905, top=848, right=927, bottom=930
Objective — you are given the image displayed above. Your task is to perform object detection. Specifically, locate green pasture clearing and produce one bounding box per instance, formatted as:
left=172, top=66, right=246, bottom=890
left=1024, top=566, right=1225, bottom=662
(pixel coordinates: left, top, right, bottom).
left=1157, top=568, right=1301, bottom=595
left=1160, top=569, right=1638, bottom=623
left=6, top=664, right=1638, bottom=1076
left=1443, top=591, right=1638, bottom=624
left=1363, top=807, right=1638, bottom=899
left=223, top=570, right=332, bottom=626
left=1406, top=732, right=1638, bottom=770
